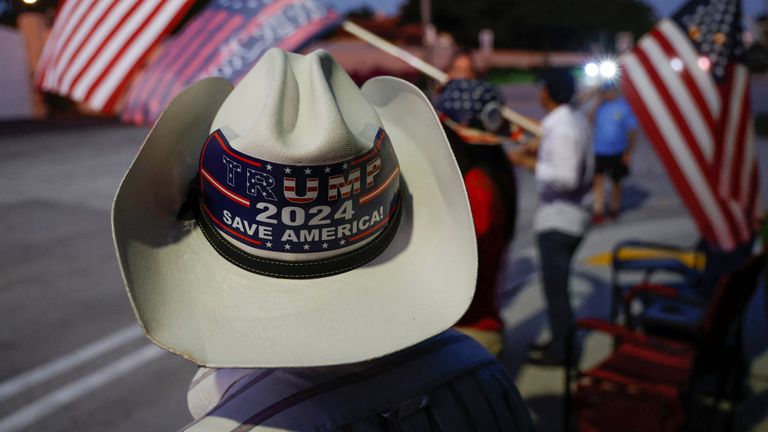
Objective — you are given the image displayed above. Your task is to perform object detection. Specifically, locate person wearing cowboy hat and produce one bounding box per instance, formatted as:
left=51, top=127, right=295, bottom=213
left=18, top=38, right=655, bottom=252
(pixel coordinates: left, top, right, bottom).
left=112, top=48, right=533, bottom=431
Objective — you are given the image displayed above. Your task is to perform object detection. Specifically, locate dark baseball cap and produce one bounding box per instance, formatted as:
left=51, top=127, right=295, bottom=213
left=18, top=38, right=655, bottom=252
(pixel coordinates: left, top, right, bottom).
left=536, top=68, right=575, bottom=104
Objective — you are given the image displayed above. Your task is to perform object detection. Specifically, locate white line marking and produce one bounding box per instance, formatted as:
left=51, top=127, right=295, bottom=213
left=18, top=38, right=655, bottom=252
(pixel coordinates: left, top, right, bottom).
left=0, top=325, right=142, bottom=402
left=0, top=344, right=164, bottom=432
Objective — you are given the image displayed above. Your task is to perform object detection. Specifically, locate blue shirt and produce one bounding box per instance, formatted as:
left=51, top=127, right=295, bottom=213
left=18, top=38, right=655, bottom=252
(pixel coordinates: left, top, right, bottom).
left=184, top=330, right=534, bottom=431
left=593, top=97, right=638, bottom=156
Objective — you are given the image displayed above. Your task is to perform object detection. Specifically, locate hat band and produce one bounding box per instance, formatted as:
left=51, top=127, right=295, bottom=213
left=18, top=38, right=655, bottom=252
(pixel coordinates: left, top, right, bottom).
left=193, top=127, right=403, bottom=279
left=195, top=193, right=402, bottom=279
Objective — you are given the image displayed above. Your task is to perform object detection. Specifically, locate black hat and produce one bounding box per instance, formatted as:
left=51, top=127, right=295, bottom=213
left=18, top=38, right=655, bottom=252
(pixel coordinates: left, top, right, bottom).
left=537, top=68, right=575, bottom=104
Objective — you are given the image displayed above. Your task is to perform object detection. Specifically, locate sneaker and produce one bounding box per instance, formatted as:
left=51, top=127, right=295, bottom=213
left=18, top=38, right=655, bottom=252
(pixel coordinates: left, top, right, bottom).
left=609, top=209, right=620, bottom=220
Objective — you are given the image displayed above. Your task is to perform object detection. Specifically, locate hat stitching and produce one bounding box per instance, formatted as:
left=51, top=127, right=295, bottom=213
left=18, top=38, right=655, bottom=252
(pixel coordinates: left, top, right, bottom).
left=202, top=234, right=387, bottom=279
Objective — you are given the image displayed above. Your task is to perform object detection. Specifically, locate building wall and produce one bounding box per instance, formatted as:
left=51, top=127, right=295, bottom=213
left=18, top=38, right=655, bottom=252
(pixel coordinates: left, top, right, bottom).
left=0, top=24, right=34, bottom=120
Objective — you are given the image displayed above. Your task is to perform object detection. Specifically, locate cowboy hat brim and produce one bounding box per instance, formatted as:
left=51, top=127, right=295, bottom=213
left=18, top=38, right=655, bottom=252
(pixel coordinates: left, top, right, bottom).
left=112, top=76, right=477, bottom=368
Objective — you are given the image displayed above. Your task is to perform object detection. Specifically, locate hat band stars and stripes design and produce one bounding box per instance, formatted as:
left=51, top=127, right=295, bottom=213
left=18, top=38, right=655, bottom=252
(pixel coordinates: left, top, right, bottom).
left=192, top=128, right=402, bottom=279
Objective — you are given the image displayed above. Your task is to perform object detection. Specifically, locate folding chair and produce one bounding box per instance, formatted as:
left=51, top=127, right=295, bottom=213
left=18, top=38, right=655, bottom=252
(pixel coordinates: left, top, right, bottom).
left=610, top=239, right=753, bottom=325
left=566, top=253, right=766, bottom=432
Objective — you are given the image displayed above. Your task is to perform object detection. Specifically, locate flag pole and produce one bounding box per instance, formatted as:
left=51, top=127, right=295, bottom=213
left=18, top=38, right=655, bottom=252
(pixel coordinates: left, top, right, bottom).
left=341, top=20, right=543, bottom=137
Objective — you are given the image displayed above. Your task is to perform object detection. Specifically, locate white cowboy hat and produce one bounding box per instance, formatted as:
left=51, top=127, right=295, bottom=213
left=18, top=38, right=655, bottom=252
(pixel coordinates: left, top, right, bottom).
left=112, top=48, right=476, bottom=368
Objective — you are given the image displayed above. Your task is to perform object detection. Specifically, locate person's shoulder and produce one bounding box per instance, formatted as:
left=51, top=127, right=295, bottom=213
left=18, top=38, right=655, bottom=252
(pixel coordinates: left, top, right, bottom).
left=541, top=105, right=568, bottom=128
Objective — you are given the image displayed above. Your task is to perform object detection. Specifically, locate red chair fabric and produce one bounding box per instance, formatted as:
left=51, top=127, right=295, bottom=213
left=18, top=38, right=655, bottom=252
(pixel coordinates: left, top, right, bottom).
left=569, top=254, right=766, bottom=432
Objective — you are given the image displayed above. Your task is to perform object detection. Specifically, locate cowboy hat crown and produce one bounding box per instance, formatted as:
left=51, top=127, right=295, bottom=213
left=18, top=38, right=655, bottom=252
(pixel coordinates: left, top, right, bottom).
left=113, top=48, right=477, bottom=367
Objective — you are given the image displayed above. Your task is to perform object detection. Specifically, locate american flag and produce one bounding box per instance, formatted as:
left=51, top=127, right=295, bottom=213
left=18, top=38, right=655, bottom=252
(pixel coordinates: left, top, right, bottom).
left=121, top=0, right=340, bottom=125
left=621, top=0, right=759, bottom=251
left=34, top=0, right=193, bottom=114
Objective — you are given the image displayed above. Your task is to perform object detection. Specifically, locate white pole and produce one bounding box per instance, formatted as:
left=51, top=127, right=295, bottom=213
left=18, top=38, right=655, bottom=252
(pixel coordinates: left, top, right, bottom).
left=341, top=20, right=543, bottom=137
left=341, top=21, right=449, bottom=83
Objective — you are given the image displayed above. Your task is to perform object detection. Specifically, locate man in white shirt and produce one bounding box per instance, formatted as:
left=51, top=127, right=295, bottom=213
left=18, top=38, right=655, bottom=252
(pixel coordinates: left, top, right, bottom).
left=507, top=68, right=593, bottom=365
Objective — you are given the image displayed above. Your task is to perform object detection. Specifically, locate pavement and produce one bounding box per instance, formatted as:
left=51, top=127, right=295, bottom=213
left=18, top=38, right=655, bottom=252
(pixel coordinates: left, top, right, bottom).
left=0, top=124, right=194, bottom=432
left=0, top=83, right=767, bottom=431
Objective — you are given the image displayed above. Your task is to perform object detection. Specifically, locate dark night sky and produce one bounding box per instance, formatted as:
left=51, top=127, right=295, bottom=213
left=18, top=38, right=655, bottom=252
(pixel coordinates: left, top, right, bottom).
left=324, top=0, right=766, bottom=18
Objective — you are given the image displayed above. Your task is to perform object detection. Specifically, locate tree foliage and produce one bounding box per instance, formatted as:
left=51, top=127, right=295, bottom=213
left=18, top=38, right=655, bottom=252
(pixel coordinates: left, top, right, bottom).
left=399, top=0, right=657, bottom=51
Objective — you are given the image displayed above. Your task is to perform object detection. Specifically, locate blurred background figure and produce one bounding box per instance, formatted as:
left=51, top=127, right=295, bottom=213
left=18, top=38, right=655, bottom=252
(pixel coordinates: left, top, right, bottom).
left=590, top=81, right=638, bottom=223
left=506, top=68, right=593, bottom=365
left=446, top=48, right=477, bottom=80
left=434, top=51, right=517, bottom=355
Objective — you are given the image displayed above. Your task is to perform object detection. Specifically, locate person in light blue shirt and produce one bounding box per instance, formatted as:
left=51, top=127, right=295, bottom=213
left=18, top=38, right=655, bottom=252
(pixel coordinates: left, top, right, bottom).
left=591, top=82, right=638, bottom=223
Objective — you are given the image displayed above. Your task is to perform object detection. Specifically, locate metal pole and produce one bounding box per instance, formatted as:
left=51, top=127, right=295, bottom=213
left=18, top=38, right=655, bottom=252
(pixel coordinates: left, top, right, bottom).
left=420, top=0, right=431, bottom=30
left=341, top=21, right=543, bottom=136
left=420, top=0, right=435, bottom=96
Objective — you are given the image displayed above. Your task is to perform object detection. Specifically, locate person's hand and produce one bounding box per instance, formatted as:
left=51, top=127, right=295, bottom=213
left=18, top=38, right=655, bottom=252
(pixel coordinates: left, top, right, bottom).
left=523, top=137, right=540, bottom=155
left=508, top=148, right=528, bottom=166
left=507, top=148, right=525, bottom=165
left=507, top=148, right=537, bottom=172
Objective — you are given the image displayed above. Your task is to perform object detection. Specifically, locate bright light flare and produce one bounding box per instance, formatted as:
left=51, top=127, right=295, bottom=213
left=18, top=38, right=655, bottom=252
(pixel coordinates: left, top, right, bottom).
left=698, top=56, right=711, bottom=71
left=599, top=60, right=618, bottom=79
left=22, top=0, right=38, bottom=4
left=670, top=57, right=684, bottom=72
left=584, top=62, right=600, bottom=78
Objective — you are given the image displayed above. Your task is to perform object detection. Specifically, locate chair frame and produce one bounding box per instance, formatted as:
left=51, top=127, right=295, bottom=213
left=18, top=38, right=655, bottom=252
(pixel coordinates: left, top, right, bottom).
left=565, top=253, right=766, bottom=432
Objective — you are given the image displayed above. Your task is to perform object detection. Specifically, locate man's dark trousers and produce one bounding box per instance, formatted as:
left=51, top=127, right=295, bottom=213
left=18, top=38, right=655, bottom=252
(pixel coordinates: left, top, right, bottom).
left=537, top=230, right=582, bottom=357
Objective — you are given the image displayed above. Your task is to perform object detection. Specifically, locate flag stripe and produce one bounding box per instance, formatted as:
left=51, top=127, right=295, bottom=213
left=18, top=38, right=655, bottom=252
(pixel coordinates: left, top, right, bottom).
left=165, top=15, right=246, bottom=110
left=639, top=35, right=715, bottom=162
left=36, top=0, right=85, bottom=87
left=70, top=0, right=155, bottom=101
left=632, top=42, right=744, bottom=247
left=60, top=0, right=136, bottom=93
left=746, top=165, right=760, bottom=221
left=35, top=0, right=191, bottom=113
left=729, top=65, right=756, bottom=211
left=632, top=47, right=716, bottom=192
left=622, top=68, right=721, bottom=245
left=149, top=10, right=230, bottom=119
left=121, top=0, right=339, bottom=125
left=205, top=0, right=288, bottom=71
left=623, top=53, right=735, bottom=248
left=101, top=1, right=193, bottom=114
left=657, top=19, right=721, bottom=118
left=726, top=199, right=751, bottom=241
left=45, top=0, right=116, bottom=91
left=38, top=0, right=93, bottom=88
left=719, top=65, right=749, bottom=195
left=359, top=167, right=400, bottom=205
left=635, top=42, right=743, bottom=245
left=124, top=6, right=211, bottom=117
left=85, top=1, right=183, bottom=109
left=729, top=81, right=750, bottom=202
left=741, top=119, right=757, bottom=205
left=649, top=28, right=717, bottom=150
left=621, top=6, right=760, bottom=251
left=201, top=169, right=251, bottom=207
left=85, top=1, right=170, bottom=107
